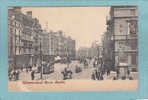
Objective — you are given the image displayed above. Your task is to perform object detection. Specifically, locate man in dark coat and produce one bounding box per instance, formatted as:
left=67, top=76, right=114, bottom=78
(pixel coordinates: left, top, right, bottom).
left=31, top=70, right=35, bottom=80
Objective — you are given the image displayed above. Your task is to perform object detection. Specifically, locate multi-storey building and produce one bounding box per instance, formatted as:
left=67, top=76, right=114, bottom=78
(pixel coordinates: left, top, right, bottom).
left=76, top=41, right=100, bottom=59
left=66, top=36, right=76, bottom=58
left=8, top=7, right=43, bottom=68
left=102, top=31, right=114, bottom=70
left=76, top=47, right=89, bottom=58
left=8, top=7, right=23, bottom=69
left=8, top=7, right=76, bottom=70
left=48, top=31, right=56, bottom=56
left=108, top=6, right=138, bottom=71
left=48, top=30, right=76, bottom=58
left=40, top=30, right=49, bottom=61
left=32, top=18, right=42, bottom=64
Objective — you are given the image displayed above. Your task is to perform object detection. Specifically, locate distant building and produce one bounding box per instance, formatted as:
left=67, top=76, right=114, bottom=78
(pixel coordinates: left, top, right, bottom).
left=66, top=36, right=76, bottom=58
left=76, top=41, right=100, bottom=59
left=48, top=30, right=76, bottom=58
left=77, top=47, right=89, bottom=58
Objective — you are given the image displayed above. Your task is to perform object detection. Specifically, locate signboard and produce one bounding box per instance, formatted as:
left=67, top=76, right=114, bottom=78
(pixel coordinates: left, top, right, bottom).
left=119, top=62, right=128, bottom=66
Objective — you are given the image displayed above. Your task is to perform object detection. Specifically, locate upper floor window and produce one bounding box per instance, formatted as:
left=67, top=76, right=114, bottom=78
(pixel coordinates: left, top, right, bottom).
left=120, top=24, right=123, bottom=28
left=127, top=20, right=138, bottom=35
left=130, top=9, right=136, bottom=16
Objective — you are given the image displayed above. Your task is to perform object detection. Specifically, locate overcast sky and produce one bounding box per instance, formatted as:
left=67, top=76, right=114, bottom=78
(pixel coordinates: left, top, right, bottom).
left=21, top=7, right=110, bottom=50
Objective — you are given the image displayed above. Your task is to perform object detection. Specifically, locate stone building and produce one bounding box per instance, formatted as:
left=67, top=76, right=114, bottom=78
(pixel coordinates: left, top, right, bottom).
left=66, top=36, right=76, bottom=58
left=8, top=7, right=22, bottom=69
left=8, top=7, right=76, bottom=70
left=76, top=41, right=100, bottom=59
left=48, top=30, right=76, bottom=58
left=8, top=7, right=43, bottom=68
left=108, top=6, right=138, bottom=71
left=40, top=30, right=49, bottom=61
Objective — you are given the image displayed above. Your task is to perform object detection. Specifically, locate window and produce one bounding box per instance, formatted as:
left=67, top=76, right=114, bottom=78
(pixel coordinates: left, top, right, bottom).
left=120, top=29, right=122, bottom=33
left=16, top=47, right=20, bottom=55
left=120, top=24, right=123, bottom=28
left=130, top=9, right=136, bottom=16
left=131, top=53, right=137, bottom=65
left=19, top=48, right=21, bottom=54
left=24, top=48, right=26, bottom=53
left=130, top=39, right=138, bottom=50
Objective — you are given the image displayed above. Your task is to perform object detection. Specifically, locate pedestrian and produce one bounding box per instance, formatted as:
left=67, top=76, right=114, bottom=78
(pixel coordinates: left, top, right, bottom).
left=13, top=70, right=17, bottom=81
left=31, top=70, right=35, bottom=80
left=9, top=70, right=13, bottom=81
left=16, top=70, right=20, bottom=80
left=21, top=67, right=23, bottom=72
left=26, top=65, right=28, bottom=73
left=116, top=68, right=120, bottom=79
left=100, top=73, right=104, bottom=80
left=69, top=70, right=72, bottom=79
left=127, top=68, right=130, bottom=78
left=107, top=68, right=110, bottom=76
left=29, top=65, right=32, bottom=71
left=61, top=71, right=66, bottom=80
left=95, top=69, right=99, bottom=80
left=91, top=72, right=96, bottom=80
left=93, top=61, right=96, bottom=68
left=99, top=68, right=104, bottom=80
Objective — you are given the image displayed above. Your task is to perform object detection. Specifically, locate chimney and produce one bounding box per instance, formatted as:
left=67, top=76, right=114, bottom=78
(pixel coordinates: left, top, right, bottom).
left=26, top=11, right=32, bottom=17
left=13, top=7, right=21, bottom=12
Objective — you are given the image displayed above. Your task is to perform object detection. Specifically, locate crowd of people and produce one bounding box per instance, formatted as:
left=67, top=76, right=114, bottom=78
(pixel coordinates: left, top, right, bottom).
left=90, top=57, right=133, bottom=80
left=8, top=64, right=42, bottom=81
left=8, top=56, right=133, bottom=81
left=8, top=69, right=20, bottom=81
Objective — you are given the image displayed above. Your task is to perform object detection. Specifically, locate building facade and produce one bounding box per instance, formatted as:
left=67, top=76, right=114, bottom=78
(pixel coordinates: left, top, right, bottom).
left=8, top=7, right=22, bottom=69
left=8, top=7, right=43, bottom=68
left=108, top=6, right=138, bottom=71
left=48, top=30, right=76, bottom=58
left=76, top=41, right=100, bottom=59
left=8, top=7, right=76, bottom=70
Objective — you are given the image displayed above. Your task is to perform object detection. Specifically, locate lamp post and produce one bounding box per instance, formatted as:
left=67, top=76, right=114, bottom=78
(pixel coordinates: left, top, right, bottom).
left=11, top=15, right=16, bottom=70
left=65, top=47, right=69, bottom=68
left=40, top=36, right=43, bottom=79
left=31, top=54, right=34, bottom=67
left=31, top=19, right=36, bottom=68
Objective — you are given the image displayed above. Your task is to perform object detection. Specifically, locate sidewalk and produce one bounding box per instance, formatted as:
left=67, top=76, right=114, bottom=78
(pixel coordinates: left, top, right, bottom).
left=103, top=71, right=138, bottom=80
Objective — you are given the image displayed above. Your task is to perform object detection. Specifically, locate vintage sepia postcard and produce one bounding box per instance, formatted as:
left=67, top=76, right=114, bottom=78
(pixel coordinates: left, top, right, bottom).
left=0, top=0, right=148, bottom=99
left=8, top=6, right=138, bottom=92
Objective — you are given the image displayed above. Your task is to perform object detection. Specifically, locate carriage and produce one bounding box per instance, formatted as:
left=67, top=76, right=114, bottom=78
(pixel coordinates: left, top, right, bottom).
left=61, top=68, right=72, bottom=80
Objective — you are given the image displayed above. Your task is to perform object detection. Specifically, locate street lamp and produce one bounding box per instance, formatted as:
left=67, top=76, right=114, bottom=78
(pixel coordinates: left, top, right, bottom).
left=31, top=54, right=34, bottom=67
left=11, top=15, right=17, bottom=70
left=39, top=36, right=43, bottom=79
left=65, top=47, right=70, bottom=68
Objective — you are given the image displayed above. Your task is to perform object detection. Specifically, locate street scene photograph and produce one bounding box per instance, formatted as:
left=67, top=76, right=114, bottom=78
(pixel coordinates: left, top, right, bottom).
left=8, top=6, right=138, bottom=91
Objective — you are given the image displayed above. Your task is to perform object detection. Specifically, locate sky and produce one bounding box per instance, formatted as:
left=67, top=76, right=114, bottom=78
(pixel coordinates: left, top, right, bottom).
left=21, top=7, right=110, bottom=50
